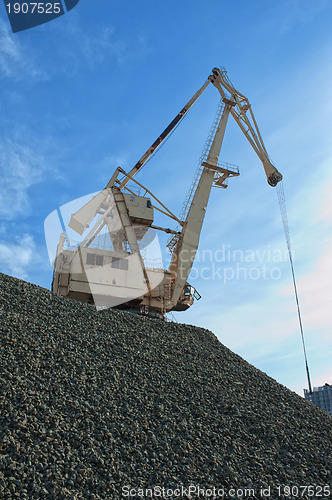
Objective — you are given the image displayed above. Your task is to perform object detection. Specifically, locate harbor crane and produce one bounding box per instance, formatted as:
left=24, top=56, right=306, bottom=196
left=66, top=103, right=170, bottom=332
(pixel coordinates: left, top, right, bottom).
left=52, top=67, right=282, bottom=318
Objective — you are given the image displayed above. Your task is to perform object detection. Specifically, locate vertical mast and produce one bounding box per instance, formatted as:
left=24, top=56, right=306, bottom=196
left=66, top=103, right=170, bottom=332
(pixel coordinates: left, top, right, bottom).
left=169, top=100, right=234, bottom=306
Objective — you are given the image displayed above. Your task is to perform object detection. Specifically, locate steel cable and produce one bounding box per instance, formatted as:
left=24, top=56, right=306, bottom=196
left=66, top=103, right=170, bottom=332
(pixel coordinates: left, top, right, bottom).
left=276, top=181, right=312, bottom=394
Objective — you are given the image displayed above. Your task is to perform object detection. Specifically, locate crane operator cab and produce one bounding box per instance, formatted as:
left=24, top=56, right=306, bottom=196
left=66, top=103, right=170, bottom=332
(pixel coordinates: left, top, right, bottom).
left=172, top=283, right=201, bottom=311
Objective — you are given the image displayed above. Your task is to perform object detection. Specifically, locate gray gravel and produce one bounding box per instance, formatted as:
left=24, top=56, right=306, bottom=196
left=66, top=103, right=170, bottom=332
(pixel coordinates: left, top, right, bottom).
left=0, top=272, right=331, bottom=499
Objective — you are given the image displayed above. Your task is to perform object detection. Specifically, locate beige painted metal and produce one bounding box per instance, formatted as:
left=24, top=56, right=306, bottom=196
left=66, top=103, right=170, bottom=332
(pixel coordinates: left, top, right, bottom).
left=210, top=68, right=282, bottom=187
left=52, top=67, right=282, bottom=317
left=112, top=190, right=153, bottom=298
left=169, top=101, right=234, bottom=306
left=69, top=190, right=108, bottom=235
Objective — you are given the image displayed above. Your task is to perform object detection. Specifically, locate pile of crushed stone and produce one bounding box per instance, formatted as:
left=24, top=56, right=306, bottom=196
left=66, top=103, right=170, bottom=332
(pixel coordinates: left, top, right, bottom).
left=0, top=272, right=331, bottom=499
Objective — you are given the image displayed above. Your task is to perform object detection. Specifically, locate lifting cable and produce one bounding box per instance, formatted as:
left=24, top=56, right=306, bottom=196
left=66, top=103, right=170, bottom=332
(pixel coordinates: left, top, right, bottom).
left=276, top=182, right=313, bottom=394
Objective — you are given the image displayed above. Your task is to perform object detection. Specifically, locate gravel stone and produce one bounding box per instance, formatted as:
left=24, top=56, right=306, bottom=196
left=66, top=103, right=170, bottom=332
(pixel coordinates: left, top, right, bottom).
left=0, top=272, right=331, bottom=499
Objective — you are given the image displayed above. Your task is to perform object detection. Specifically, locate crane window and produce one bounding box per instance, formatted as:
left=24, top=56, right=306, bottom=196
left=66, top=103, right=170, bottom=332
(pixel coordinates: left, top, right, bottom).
left=111, top=257, right=128, bottom=270
left=86, top=253, right=104, bottom=266
left=86, top=253, right=95, bottom=265
left=96, top=255, right=104, bottom=266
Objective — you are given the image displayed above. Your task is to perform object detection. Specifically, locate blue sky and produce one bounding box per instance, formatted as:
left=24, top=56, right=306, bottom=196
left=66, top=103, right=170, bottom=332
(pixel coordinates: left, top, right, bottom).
left=1, top=0, right=332, bottom=396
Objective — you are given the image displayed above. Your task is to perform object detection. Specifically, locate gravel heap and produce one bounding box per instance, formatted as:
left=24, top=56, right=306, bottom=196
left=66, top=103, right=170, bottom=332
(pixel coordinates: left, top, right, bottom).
left=0, top=272, right=331, bottom=499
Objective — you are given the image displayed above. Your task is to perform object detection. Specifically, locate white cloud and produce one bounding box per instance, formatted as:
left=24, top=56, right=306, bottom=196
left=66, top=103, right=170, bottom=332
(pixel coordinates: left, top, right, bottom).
left=0, top=23, right=21, bottom=75
left=49, top=14, right=149, bottom=73
left=0, top=133, right=58, bottom=220
left=312, top=368, right=332, bottom=388
left=0, top=18, right=46, bottom=80
left=80, top=26, right=125, bottom=66
left=318, top=177, right=332, bottom=223
left=278, top=0, right=329, bottom=34
left=291, top=242, right=332, bottom=333
left=0, top=234, right=35, bottom=279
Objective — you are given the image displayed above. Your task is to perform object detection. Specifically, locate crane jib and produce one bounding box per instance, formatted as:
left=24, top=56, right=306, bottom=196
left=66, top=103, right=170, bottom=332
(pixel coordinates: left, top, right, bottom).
left=132, top=107, right=189, bottom=173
